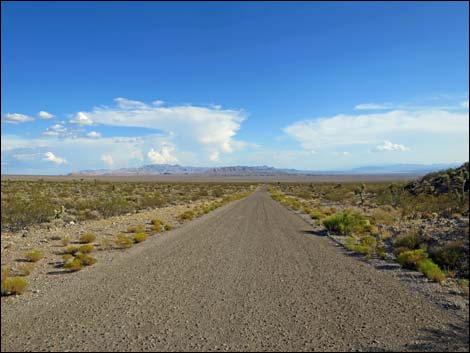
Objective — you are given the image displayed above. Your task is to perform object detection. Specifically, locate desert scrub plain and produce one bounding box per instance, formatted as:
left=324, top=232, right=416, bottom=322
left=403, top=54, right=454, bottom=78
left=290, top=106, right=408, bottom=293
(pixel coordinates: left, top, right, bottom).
left=269, top=163, right=469, bottom=304
left=1, top=180, right=255, bottom=296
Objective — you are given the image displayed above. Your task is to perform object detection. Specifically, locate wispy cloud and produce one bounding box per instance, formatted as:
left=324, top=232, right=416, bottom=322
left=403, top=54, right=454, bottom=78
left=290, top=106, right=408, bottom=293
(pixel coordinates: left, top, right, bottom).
left=354, top=103, right=390, bottom=110
left=101, top=154, right=114, bottom=166
left=3, top=113, right=35, bottom=124
left=284, top=109, right=469, bottom=150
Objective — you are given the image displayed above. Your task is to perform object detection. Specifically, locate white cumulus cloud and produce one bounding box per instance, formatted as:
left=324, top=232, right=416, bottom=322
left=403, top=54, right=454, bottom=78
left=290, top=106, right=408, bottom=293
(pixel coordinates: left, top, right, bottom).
left=86, top=131, right=102, bottom=139
left=461, top=101, right=469, bottom=109
left=44, top=152, right=67, bottom=164
left=375, top=140, right=409, bottom=152
left=77, top=98, right=246, bottom=162
left=38, top=111, right=55, bottom=119
left=3, top=113, right=35, bottom=124
left=70, top=112, right=93, bottom=126
left=147, top=144, right=178, bottom=164
left=101, top=154, right=114, bottom=166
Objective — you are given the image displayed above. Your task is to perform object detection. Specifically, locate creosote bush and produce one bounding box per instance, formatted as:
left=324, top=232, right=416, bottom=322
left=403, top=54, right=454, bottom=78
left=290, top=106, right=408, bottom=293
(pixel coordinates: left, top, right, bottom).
left=128, top=224, right=146, bottom=233
left=322, top=210, right=370, bottom=235
left=24, top=251, right=44, bottom=262
left=418, top=259, right=446, bottom=283
left=178, top=211, right=194, bottom=221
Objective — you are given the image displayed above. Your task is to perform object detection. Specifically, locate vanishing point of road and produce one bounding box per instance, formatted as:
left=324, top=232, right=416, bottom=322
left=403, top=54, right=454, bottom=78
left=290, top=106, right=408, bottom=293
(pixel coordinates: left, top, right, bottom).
left=1, top=188, right=468, bottom=351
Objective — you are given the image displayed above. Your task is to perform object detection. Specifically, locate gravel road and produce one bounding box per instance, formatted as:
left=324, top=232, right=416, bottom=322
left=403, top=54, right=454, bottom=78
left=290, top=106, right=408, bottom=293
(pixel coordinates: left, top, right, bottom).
left=1, top=188, right=468, bottom=351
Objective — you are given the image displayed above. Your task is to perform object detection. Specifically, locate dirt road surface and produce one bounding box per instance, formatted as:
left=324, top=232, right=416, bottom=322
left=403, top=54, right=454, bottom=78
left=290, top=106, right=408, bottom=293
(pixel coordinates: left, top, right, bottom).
left=1, top=189, right=468, bottom=351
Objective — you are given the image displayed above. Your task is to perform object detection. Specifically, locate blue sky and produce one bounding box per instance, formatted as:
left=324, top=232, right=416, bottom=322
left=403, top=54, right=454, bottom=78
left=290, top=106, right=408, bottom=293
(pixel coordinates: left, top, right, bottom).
left=2, top=1, right=469, bottom=174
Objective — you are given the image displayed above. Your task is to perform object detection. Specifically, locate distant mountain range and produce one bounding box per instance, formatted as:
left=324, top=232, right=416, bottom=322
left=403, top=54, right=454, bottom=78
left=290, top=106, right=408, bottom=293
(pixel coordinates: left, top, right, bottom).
left=68, top=163, right=461, bottom=177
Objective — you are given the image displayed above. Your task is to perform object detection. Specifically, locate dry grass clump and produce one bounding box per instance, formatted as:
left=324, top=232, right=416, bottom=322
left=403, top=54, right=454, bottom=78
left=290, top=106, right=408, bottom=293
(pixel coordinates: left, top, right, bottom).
left=79, top=232, right=96, bottom=244
left=63, top=258, right=82, bottom=272
left=128, top=224, right=146, bottom=233
left=115, top=234, right=133, bottom=249
left=345, top=235, right=378, bottom=256
left=61, top=236, right=71, bottom=246
left=133, top=233, right=148, bottom=243
left=178, top=211, right=194, bottom=221
left=1, top=276, right=28, bottom=296
left=75, top=253, right=97, bottom=266
left=24, top=251, right=44, bottom=262
left=79, top=244, right=95, bottom=254
left=63, top=245, right=80, bottom=255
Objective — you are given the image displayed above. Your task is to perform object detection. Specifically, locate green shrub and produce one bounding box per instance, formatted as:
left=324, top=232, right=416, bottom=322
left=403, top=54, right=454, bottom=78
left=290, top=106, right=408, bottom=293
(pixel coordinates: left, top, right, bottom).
left=396, top=249, right=429, bottom=269
left=133, top=233, right=148, bottom=243
left=345, top=235, right=377, bottom=256
left=79, top=244, right=95, bottom=254
left=115, top=234, right=133, bottom=249
left=323, top=210, right=370, bottom=235
left=151, top=219, right=162, bottom=226
left=24, top=251, right=44, bottom=262
left=418, top=259, right=445, bottom=283
left=429, top=241, right=468, bottom=277
left=164, top=224, right=173, bottom=231
left=1, top=276, right=28, bottom=296
left=310, top=211, right=325, bottom=220
left=79, top=233, right=96, bottom=244
left=458, top=279, right=469, bottom=297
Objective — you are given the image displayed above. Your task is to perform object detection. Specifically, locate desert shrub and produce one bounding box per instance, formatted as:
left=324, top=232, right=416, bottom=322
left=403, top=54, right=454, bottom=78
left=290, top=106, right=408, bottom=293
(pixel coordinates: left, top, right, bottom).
left=79, top=233, right=96, bottom=244
left=17, top=263, right=35, bottom=276
left=75, top=253, right=97, bottom=266
left=62, top=254, right=74, bottom=262
left=396, top=249, right=429, bottom=269
left=128, top=224, right=146, bottom=233
left=79, top=244, right=95, bottom=254
left=458, top=279, right=469, bottom=297
left=393, top=230, right=421, bottom=250
left=133, top=233, right=148, bottom=243
left=429, top=241, right=468, bottom=277
left=115, top=234, right=133, bottom=249
left=25, top=251, right=44, bottom=262
left=323, top=210, right=370, bottom=235
left=179, top=211, right=194, bottom=221
left=151, top=219, right=162, bottom=226
left=1, top=268, right=9, bottom=280
left=417, top=259, right=446, bottom=283
left=151, top=224, right=163, bottom=232
left=345, top=235, right=377, bottom=256
left=164, top=224, right=173, bottom=231
left=63, top=258, right=82, bottom=272
left=370, top=207, right=396, bottom=225
left=63, top=246, right=80, bottom=255
left=310, top=211, right=325, bottom=220
left=1, top=277, right=28, bottom=296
